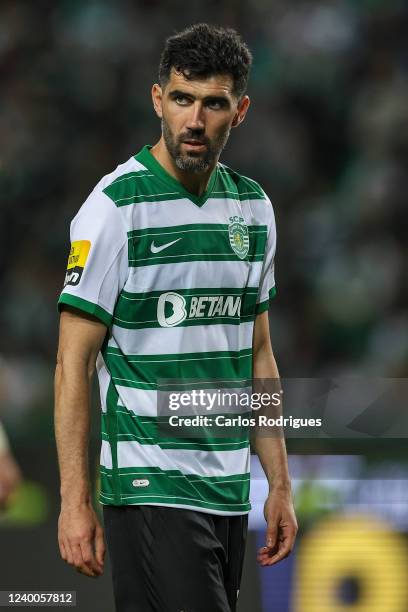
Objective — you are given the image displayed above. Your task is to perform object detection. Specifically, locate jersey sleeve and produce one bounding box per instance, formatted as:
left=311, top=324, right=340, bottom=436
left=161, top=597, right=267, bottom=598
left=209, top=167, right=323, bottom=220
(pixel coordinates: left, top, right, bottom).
left=57, top=189, right=128, bottom=327
left=255, top=194, right=277, bottom=314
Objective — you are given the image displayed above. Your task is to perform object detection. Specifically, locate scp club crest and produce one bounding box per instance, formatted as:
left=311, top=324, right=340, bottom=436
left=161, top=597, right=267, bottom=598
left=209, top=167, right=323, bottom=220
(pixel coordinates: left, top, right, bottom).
left=228, top=216, right=249, bottom=259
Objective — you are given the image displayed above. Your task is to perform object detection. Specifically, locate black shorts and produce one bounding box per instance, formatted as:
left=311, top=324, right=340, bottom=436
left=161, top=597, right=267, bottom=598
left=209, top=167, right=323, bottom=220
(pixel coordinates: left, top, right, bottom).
left=103, top=505, right=248, bottom=612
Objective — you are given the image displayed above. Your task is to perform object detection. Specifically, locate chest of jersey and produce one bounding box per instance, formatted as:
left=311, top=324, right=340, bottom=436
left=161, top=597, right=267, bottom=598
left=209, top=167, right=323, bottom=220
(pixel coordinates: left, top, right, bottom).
left=116, top=198, right=267, bottom=330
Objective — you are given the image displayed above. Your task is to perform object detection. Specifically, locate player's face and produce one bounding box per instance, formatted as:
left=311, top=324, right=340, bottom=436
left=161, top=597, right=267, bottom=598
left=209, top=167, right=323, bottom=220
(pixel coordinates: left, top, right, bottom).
left=154, top=69, right=250, bottom=172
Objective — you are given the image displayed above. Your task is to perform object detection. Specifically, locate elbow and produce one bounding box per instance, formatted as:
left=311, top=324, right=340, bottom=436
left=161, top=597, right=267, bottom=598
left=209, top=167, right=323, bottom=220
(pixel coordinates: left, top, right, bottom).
left=55, top=349, right=97, bottom=382
left=87, top=358, right=97, bottom=380
left=253, top=341, right=274, bottom=364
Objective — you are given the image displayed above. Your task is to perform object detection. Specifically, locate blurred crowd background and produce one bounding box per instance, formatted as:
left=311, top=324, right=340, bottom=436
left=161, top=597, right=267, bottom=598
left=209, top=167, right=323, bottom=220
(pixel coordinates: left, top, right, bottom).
left=2, top=0, right=408, bottom=400
left=1, top=1, right=408, bottom=610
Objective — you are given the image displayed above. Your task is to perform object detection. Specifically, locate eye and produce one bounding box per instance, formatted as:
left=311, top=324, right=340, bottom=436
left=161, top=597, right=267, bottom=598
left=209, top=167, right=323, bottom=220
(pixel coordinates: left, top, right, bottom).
left=207, top=99, right=229, bottom=111
left=207, top=100, right=222, bottom=110
left=175, top=95, right=190, bottom=105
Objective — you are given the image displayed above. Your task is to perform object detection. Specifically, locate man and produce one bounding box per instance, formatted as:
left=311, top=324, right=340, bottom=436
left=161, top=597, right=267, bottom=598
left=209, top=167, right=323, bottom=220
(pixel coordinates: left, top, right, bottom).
left=55, top=23, right=297, bottom=612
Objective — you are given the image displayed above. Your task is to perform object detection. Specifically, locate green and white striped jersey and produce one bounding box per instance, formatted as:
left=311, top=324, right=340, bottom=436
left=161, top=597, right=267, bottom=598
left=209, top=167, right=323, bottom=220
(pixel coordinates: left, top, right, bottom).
left=58, top=145, right=276, bottom=515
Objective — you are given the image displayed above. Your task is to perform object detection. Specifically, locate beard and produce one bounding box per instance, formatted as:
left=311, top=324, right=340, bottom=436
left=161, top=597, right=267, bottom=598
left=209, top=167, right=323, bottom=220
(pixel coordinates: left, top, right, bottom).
left=161, top=116, right=231, bottom=173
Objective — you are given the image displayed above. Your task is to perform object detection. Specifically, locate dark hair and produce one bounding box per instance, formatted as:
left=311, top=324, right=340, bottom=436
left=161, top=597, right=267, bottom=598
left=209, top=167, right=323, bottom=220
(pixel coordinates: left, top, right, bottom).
left=158, top=23, right=253, bottom=99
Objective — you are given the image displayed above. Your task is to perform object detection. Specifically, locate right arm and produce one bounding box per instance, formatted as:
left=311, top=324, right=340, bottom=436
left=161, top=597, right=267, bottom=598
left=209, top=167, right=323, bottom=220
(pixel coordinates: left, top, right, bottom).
left=55, top=186, right=128, bottom=577
left=54, top=306, right=107, bottom=578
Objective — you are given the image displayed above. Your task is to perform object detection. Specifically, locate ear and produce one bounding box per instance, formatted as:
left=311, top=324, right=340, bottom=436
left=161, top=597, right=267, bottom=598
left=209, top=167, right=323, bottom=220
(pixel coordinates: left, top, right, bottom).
left=151, top=83, right=163, bottom=119
left=231, top=95, right=250, bottom=128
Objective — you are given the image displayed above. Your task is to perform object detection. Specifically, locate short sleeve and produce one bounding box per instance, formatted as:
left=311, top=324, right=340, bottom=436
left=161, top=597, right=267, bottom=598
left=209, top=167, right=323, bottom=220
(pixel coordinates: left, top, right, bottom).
left=255, top=194, right=277, bottom=314
left=58, top=189, right=128, bottom=326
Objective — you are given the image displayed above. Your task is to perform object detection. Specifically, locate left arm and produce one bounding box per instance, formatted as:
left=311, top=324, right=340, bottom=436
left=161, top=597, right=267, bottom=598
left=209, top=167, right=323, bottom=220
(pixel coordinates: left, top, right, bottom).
left=252, top=310, right=298, bottom=566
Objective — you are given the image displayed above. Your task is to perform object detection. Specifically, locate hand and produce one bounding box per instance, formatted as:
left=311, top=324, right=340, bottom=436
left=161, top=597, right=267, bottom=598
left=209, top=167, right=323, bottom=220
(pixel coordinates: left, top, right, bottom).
left=257, top=488, right=298, bottom=567
left=0, top=451, right=22, bottom=509
left=58, top=501, right=105, bottom=578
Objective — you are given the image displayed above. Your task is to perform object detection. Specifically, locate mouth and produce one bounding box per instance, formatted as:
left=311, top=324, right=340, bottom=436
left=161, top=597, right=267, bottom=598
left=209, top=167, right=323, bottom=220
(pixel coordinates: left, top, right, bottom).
left=182, top=139, right=207, bottom=152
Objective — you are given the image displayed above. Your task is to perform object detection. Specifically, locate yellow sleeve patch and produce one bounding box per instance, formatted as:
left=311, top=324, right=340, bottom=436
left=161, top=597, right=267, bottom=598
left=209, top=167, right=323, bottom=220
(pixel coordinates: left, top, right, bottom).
left=67, top=240, right=91, bottom=270
left=64, top=240, right=91, bottom=286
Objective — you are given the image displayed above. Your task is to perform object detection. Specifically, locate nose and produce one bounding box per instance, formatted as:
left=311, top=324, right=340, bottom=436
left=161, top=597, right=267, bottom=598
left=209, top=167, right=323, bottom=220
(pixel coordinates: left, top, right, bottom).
left=186, top=101, right=205, bottom=132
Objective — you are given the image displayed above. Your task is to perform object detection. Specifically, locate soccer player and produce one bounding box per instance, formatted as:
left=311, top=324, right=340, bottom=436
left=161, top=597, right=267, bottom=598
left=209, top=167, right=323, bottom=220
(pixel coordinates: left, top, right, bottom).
left=55, top=23, right=297, bottom=612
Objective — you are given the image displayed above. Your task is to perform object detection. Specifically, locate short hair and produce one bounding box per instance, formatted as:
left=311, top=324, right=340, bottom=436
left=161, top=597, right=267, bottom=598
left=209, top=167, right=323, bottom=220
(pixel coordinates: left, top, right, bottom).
left=158, top=23, right=253, bottom=99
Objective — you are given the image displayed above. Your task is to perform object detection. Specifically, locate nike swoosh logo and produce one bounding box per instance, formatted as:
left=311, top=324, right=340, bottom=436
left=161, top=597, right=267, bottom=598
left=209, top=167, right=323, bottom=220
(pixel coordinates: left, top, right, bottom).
left=150, top=238, right=182, bottom=253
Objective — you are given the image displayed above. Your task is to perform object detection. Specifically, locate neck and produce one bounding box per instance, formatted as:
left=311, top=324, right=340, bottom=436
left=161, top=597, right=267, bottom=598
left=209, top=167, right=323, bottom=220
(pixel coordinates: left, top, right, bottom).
left=150, top=137, right=216, bottom=197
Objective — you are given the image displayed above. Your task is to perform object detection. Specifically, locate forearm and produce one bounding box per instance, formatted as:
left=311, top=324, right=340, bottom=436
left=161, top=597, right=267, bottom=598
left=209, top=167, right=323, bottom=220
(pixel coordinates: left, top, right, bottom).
left=253, top=436, right=291, bottom=493
left=252, top=345, right=292, bottom=493
left=54, top=356, right=94, bottom=507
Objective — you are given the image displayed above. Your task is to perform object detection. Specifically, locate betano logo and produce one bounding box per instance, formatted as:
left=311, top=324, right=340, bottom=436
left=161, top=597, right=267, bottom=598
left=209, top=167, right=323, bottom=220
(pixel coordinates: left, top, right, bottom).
left=157, top=291, right=241, bottom=328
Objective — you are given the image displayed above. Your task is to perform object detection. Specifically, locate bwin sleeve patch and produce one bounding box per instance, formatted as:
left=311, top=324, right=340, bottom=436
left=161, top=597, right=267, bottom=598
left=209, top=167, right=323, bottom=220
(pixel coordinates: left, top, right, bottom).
left=64, top=240, right=91, bottom=287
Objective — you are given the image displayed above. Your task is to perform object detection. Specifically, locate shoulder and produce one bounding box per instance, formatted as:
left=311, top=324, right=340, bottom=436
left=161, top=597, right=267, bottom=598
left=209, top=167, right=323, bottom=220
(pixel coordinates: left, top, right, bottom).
left=71, top=154, right=149, bottom=221
left=217, top=162, right=274, bottom=222
left=98, top=155, right=152, bottom=207
left=68, top=156, right=143, bottom=231
left=217, top=162, right=269, bottom=200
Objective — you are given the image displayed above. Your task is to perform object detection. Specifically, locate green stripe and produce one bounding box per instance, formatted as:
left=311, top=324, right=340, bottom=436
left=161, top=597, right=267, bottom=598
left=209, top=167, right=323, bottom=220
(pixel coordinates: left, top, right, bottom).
left=119, top=287, right=257, bottom=296
left=104, top=382, right=121, bottom=504
left=255, top=286, right=277, bottom=314
left=101, top=410, right=251, bottom=450
left=217, top=165, right=265, bottom=200
left=100, top=491, right=250, bottom=513
left=103, top=170, right=160, bottom=204
left=127, top=223, right=266, bottom=239
left=112, top=191, right=265, bottom=206
left=104, top=348, right=253, bottom=384
left=113, top=287, right=259, bottom=330
left=106, top=347, right=252, bottom=361
left=110, top=189, right=182, bottom=206
left=101, top=378, right=251, bottom=392
left=130, top=253, right=264, bottom=265
left=256, top=300, right=270, bottom=314
left=108, top=170, right=154, bottom=186
left=127, top=224, right=267, bottom=267
left=101, top=432, right=250, bottom=451
left=101, top=466, right=249, bottom=480
left=99, top=467, right=250, bottom=510
left=58, top=294, right=112, bottom=326
left=107, top=187, right=266, bottom=207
